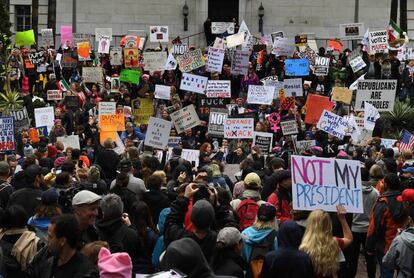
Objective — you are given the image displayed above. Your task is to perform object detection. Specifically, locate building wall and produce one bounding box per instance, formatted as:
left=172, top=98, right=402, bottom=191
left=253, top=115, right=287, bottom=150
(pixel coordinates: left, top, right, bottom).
left=9, top=0, right=48, bottom=32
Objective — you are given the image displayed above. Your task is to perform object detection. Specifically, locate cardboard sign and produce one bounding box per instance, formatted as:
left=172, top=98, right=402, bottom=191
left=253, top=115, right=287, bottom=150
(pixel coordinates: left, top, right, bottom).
left=368, top=30, right=388, bottom=54
left=211, top=22, right=235, bottom=34
left=34, top=107, right=54, bottom=130
left=283, top=78, right=303, bottom=97
left=208, top=108, right=228, bottom=137
left=41, top=29, right=54, bottom=47
left=280, top=120, right=299, bottom=135
left=285, top=59, right=309, bottom=76
left=314, top=56, right=330, bottom=76
left=110, top=47, right=123, bottom=66
left=143, top=52, right=167, bottom=72
left=124, top=48, right=139, bottom=68
left=206, top=47, right=225, bottom=73
left=149, top=26, right=169, bottom=42
left=304, top=95, right=334, bottom=125
left=154, top=85, right=171, bottom=100
left=0, top=117, right=15, bottom=151
left=77, top=41, right=90, bottom=61
left=231, top=50, right=250, bottom=75
left=339, top=23, right=365, bottom=40
left=291, top=155, right=363, bottom=213
left=99, top=114, right=125, bottom=132
left=47, top=90, right=62, bottom=101
left=332, top=87, right=353, bottom=105
left=165, top=53, right=178, bottom=70
left=224, top=118, right=254, bottom=139
left=172, top=44, right=188, bottom=55
left=170, top=105, right=201, bottom=134
left=355, top=80, right=397, bottom=111
left=247, top=85, right=274, bottom=105
left=253, top=132, right=273, bottom=154
left=317, top=110, right=349, bottom=140
left=180, top=73, right=208, bottom=95
left=95, top=28, right=112, bottom=41
left=145, top=117, right=172, bottom=149
left=119, top=69, right=141, bottom=84
left=56, top=135, right=80, bottom=150
left=175, top=49, right=205, bottom=73
left=226, top=33, right=245, bottom=48
left=272, top=37, right=295, bottom=57
left=132, top=98, right=154, bottom=125
left=28, top=51, right=45, bottom=65
left=206, top=81, right=231, bottom=98
left=349, top=56, right=366, bottom=73
left=10, top=108, right=29, bottom=132
left=82, top=67, right=103, bottom=83
left=98, top=102, right=116, bottom=115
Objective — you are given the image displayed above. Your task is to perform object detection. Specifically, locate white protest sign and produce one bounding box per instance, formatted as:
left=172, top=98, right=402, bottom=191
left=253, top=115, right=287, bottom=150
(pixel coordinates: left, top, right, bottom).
left=95, top=28, right=112, bottom=41
left=145, top=117, right=172, bottom=149
left=98, top=102, right=116, bottom=115
left=165, top=53, right=177, bottom=70
left=172, top=44, right=188, bottom=55
left=231, top=50, right=250, bottom=76
left=170, top=105, right=201, bottom=134
left=314, top=56, right=330, bottom=76
left=47, top=90, right=62, bottom=101
left=253, top=132, right=273, bottom=154
left=349, top=56, right=367, bottom=73
left=98, top=35, right=110, bottom=54
left=316, top=110, right=349, bottom=140
left=226, top=33, right=245, bottom=48
left=342, top=115, right=361, bottom=141
left=34, top=107, right=54, bottom=130
left=168, top=136, right=181, bottom=147
left=180, top=73, right=208, bottom=94
left=271, top=31, right=285, bottom=41
left=213, top=37, right=225, bottom=49
left=368, top=30, right=388, bottom=54
left=154, top=85, right=171, bottom=100
left=181, top=149, right=200, bottom=168
left=283, top=78, right=303, bottom=96
left=211, top=22, right=235, bottom=34
left=56, top=135, right=81, bottom=150
left=206, top=80, right=231, bottom=98
left=82, top=67, right=103, bottom=83
left=280, top=120, right=299, bottom=135
left=208, top=109, right=228, bottom=137
left=397, top=47, right=414, bottom=61
left=339, top=23, right=365, bottom=40
left=291, top=155, right=363, bottom=213
left=41, top=29, right=54, bottom=47
left=381, top=138, right=397, bottom=149
left=349, top=73, right=365, bottom=90
left=364, top=102, right=380, bottom=130
left=295, top=140, right=316, bottom=154
left=247, top=85, right=274, bottom=105
left=238, top=20, right=251, bottom=36
left=110, top=47, right=123, bottom=65
left=206, top=47, right=225, bottom=73
left=224, top=118, right=254, bottom=139
left=149, top=26, right=169, bottom=42
left=272, top=37, right=295, bottom=57
left=143, top=52, right=167, bottom=72
left=355, top=80, right=397, bottom=111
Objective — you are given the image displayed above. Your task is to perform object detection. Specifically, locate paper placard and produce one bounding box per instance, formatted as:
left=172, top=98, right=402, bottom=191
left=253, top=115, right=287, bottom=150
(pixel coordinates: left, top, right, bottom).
left=180, top=73, right=208, bottom=94
left=317, top=110, right=349, bottom=140
left=10, top=108, right=29, bottom=132
left=381, top=138, right=397, bottom=149
left=98, top=102, right=116, bottom=115
left=206, top=80, right=231, bottom=98
left=95, top=28, right=112, bottom=41
left=285, top=59, right=309, bottom=76
left=368, top=30, right=388, bottom=54
left=170, top=105, right=201, bottom=134
left=253, top=132, right=273, bottom=155
left=231, top=50, right=250, bottom=76
left=34, top=107, right=54, bottom=130
left=47, top=90, right=62, bottom=101
left=295, top=140, right=316, bottom=154
left=28, top=51, right=45, bottom=65
left=143, top=51, right=167, bottom=72
left=304, top=95, right=334, bottom=125
left=355, top=80, right=397, bottom=111
left=82, top=67, right=103, bottom=83
left=349, top=56, right=366, bottom=73
left=208, top=108, right=228, bottom=137
left=272, top=37, right=295, bottom=57
left=77, top=41, right=90, bottom=61
left=339, top=23, right=365, bottom=40
left=145, top=117, right=172, bottom=149
left=119, top=69, right=141, bottom=84
left=154, top=85, right=171, bottom=100
left=314, top=56, right=330, bottom=76
left=41, top=29, right=54, bottom=47
left=211, top=22, right=235, bottom=34
left=98, top=36, right=110, bottom=54
left=99, top=114, right=125, bottom=132
left=165, top=53, right=178, bottom=70
left=206, top=47, right=225, bottom=73
left=56, top=135, right=80, bottom=150
left=283, top=78, right=303, bottom=97
left=168, top=136, right=181, bottom=147
left=124, top=48, right=139, bottom=68
left=291, top=155, right=363, bottom=213
left=175, top=49, right=206, bottom=73
left=280, top=120, right=299, bottom=135
left=247, top=85, right=274, bottom=105
left=60, top=25, right=72, bottom=48
left=132, top=98, right=154, bottom=125
left=332, top=87, right=353, bottom=105
left=224, top=118, right=254, bottom=139
left=149, top=26, right=169, bottom=42
left=226, top=33, right=245, bottom=48
left=295, top=34, right=308, bottom=46
left=110, top=47, right=123, bottom=66
left=0, top=117, right=15, bottom=151
left=172, top=44, right=188, bottom=55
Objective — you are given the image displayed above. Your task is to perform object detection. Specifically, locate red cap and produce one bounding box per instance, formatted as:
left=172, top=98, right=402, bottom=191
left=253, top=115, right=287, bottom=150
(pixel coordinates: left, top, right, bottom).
left=397, top=189, right=414, bottom=203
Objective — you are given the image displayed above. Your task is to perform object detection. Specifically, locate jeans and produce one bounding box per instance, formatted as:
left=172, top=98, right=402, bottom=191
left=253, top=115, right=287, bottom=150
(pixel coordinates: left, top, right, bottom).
left=348, top=232, right=376, bottom=278
left=376, top=251, right=394, bottom=278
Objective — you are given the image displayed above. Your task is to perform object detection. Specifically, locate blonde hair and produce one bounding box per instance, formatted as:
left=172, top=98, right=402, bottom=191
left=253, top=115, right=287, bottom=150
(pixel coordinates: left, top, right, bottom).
left=253, top=219, right=278, bottom=231
left=369, top=164, right=384, bottom=179
left=299, top=209, right=339, bottom=277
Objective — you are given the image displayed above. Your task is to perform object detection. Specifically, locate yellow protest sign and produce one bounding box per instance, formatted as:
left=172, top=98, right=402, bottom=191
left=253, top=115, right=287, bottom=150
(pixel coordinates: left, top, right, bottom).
left=15, top=30, right=36, bottom=46
left=332, top=87, right=353, bottom=105
left=99, top=114, right=125, bottom=131
left=132, top=98, right=154, bottom=125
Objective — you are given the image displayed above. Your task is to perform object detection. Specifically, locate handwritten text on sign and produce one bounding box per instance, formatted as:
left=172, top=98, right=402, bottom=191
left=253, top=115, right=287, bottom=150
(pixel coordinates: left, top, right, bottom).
left=0, top=117, right=15, bottom=151
left=224, top=118, right=254, bottom=139
left=291, top=155, right=363, bottom=213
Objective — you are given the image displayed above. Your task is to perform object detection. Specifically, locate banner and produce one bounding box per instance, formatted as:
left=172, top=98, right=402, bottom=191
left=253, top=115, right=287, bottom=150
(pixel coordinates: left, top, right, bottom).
left=0, top=117, right=15, bottom=151
left=285, top=59, right=309, bottom=76
left=119, top=69, right=141, bottom=84
left=339, top=22, right=365, bottom=40
left=291, top=155, right=363, bottom=213
left=208, top=108, right=228, bottom=137
left=355, top=80, right=397, bottom=111
left=143, top=52, right=167, bottom=72
left=47, top=90, right=62, bottom=101
left=349, top=56, right=366, bottom=73
left=132, top=98, right=153, bottom=125
left=82, top=67, right=103, bottom=83
left=283, top=78, right=303, bottom=97
left=226, top=33, right=245, bottom=48
left=28, top=51, right=45, bottom=65
left=145, top=117, right=172, bottom=149
left=247, top=85, right=274, bottom=105
left=280, top=120, right=299, bottom=135
left=317, top=110, right=349, bottom=140
left=34, top=107, right=54, bottom=130
left=15, top=30, right=35, bottom=47
left=149, top=26, right=169, bottom=42
left=206, top=47, right=225, bottom=73
left=253, top=132, right=273, bottom=155
left=170, top=105, right=201, bottom=134
left=272, top=37, right=295, bottom=57
left=180, top=73, right=208, bottom=94
left=41, top=29, right=53, bottom=47
left=368, top=30, right=388, bottom=54
left=175, top=49, right=206, bottom=73
left=305, top=95, right=334, bottom=125
left=332, top=87, right=353, bottom=104
left=98, top=102, right=116, bottom=115
left=224, top=118, right=254, bottom=139
left=154, top=85, right=171, bottom=100
left=124, top=48, right=139, bottom=68
left=10, top=108, right=29, bottom=132
left=231, top=50, right=250, bottom=76
left=314, top=56, right=330, bottom=76
left=211, top=22, right=235, bottom=34
left=110, top=47, right=123, bottom=66
left=206, top=80, right=231, bottom=98
left=99, top=114, right=125, bottom=131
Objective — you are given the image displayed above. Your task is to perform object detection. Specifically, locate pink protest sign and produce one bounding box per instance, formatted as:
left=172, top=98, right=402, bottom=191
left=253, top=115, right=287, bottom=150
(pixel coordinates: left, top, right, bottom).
left=60, top=25, right=73, bottom=49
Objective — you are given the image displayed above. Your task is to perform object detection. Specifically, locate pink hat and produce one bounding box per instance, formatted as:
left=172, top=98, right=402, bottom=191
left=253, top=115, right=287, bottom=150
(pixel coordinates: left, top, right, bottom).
left=336, top=150, right=349, bottom=158
left=98, top=248, right=132, bottom=278
left=53, top=157, right=66, bottom=168
left=142, top=74, right=150, bottom=80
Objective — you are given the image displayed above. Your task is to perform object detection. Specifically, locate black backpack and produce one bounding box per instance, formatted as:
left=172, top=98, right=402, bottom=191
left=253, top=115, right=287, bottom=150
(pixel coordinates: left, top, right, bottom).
left=248, top=230, right=277, bottom=278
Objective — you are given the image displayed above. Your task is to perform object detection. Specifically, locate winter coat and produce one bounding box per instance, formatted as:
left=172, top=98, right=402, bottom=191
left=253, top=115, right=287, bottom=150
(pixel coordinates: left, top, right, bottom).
left=241, top=227, right=277, bottom=263
left=8, top=185, right=43, bottom=217
left=212, top=248, right=248, bottom=278
left=267, top=186, right=292, bottom=224
left=143, top=189, right=170, bottom=225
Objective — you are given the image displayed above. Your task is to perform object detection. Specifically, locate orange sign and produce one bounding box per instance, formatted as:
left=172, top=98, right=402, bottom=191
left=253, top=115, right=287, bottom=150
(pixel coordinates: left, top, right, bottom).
left=99, top=114, right=125, bottom=131
left=304, top=94, right=334, bottom=125
left=100, top=130, right=118, bottom=145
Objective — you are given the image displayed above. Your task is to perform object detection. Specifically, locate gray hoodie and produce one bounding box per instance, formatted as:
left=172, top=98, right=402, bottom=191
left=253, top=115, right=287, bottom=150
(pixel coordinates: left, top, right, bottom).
left=352, top=181, right=379, bottom=233
left=383, top=227, right=414, bottom=278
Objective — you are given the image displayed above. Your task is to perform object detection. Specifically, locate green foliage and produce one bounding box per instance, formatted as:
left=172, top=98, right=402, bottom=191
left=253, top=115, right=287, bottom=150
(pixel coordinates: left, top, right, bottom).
left=382, top=99, right=414, bottom=138
left=0, top=0, right=12, bottom=50
left=0, top=90, right=23, bottom=115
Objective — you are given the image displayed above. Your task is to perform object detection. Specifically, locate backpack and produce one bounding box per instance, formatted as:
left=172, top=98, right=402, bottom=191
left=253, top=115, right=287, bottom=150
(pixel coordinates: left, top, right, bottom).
left=236, top=198, right=260, bottom=231
left=249, top=230, right=277, bottom=278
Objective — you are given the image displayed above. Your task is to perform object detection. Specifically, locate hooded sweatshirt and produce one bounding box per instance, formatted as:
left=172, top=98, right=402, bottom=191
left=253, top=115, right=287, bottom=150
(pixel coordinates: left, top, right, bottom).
left=383, top=227, right=414, bottom=278
left=352, top=181, right=379, bottom=233
left=241, top=226, right=277, bottom=262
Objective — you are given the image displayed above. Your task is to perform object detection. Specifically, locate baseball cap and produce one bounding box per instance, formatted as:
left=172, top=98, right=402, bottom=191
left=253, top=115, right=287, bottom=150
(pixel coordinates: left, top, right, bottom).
left=397, top=189, right=414, bottom=203
left=244, top=172, right=261, bottom=189
left=72, top=190, right=101, bottom=206
left=191, top=199, right=215, bottom=230
left=0, top=161, right=10, bottom=175
left=402, top=167, right=414, bottom=174
left=216, top=227, right=245, bottom=247
left=257, top=203, right=277, bottom=222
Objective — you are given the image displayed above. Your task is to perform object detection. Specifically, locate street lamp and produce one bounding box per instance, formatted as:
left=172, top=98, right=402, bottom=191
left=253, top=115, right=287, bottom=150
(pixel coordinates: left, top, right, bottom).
left=258, top=2, right=264, bottom=34
left=183, top=1, right=189, bottom=31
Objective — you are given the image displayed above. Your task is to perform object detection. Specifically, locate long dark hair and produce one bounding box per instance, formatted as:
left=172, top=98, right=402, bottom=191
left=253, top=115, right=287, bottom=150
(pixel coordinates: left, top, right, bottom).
left=129, top=201, right=158, bottom=250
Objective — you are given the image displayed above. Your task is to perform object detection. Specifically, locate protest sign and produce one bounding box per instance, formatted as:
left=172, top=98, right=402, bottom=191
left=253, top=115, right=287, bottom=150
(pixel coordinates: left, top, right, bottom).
left=305, top=95, right=334, bottom=125
left=213, top=37, right=225, bottom=49
left=328, top=39, right=343, bottom=52
left=15, top=30, right=35, bottom=47
left=98, top=102, right=116, bottom=115
left=349, top=56, right=366, bottom=73
left=95, top=28, right=112, bottom=41
left=154, top=85, right=171, bottom=100
left=271, top=31, right=284, bottom=41
left=0, top=117, right=15, bottom=151
left=181, top=149, right=201, bottom=168
left=285, top=59, right=309, bottom=76
left=35, top=126, right=48, bottom=137
left=368, top=30, right=388, bottom=54
left=165, top=53, right=178, bottom=70
left=10, top=108, right=29, bottom=132
left=77, top=42, right=90, bottom=61
left=355, top=80, right=397, bottom=111
left=64, top=96, right=79, bottom=112
left=123, top=106, right=132, bottom=118
left=364, top=102, right=380, bottom=130
left=57, top=135, right=81, bottom=150
left=332, top=87, right=353, bottom=104
left=283, top=78, right=303, bottom=97
left=226, top=33, right=245, bottom=48
left=149, top=26, right=169, bottom=42
left=211, top=22, right=235, bottom=34
left=175, top=49, right=205, bottom=73
left=272, top=37, right=295, bottom=57
left=280, top=120, right=299, bottom=135
left=242, top=35, right=254, bottom=52
left=231, top=50, right=250, bottom=76
left=61, top=52, right=77, bottom=68
left=132, top=98, right=153, bottom=125
left=82, top=67, right=103, bottom=83
left=314, top=56, right=330, bottom=76
left=99, top=114, right=125, bottom=132
left=143, top=52, right=167, bottom=72
left=124, top=35, right=140, bottom=48
left=291, top=155, right=363, bottom=213
left=238, top=20, right=251, bottom=36
left=119, top=69, right=141, bottom=84
left=397, top=47, right=414, bottom=61
left=349, top=73, right=365, bottom=90
left=28, top=51, right=45, bottom=65
left=206, top=80, right=231, bottom=98
left=168, top=137, right=181, bottom=147
left=47, top=90, right=62, bottom=101
left=110, top=47, right=123, bottom=66
left=298, top=46, right=317, bottom=64
left=206, top=47, right=225, bottom=73
left=34, top=107, right=54, bottom=130
left=98, top=35, right=110, bottom=54
left=208, top=108, right=228, bottom=137
left=295, top=34, right=308, bottom=46
left=111, top=78, right=120, bottom=93
left=224, top=118, right=254, bottom=139
left=198, top=98, right=230, bottom=116
left=124, top=48, right=139, bottom=68
left=145, top=117, right=172, bottom=149
left=170, top=105, right=201, bottom=134
left=295, top=140, right=316, bottom=154
left=99, top=131, right=117, bottom=145
left=317, top=110, right=349, bottom=140
left=253, top=132, right=273, bottom=154
left=73, top=33, right=92, bottom=46
left=60, top=25, right=72, bottom=48
left=247, top=85, right=274, bottom=105
left=381, top=138, right=397, bottom=149
left=41, top=29, right=53, bottom=47
left=180, top=73, right=208, bottom=95
left=172, top=44, right=188, bottom=55
left=339, top=23, right=365, bottom=40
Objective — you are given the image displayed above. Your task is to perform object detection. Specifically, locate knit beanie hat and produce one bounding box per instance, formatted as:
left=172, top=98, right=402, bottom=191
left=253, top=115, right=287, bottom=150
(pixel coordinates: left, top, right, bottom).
left=98, top=247, right=132, bottom=278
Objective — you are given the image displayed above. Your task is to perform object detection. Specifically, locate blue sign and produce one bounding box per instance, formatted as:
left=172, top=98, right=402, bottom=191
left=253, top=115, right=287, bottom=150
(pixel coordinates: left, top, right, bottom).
left=285, top=59, right=309, bottom=76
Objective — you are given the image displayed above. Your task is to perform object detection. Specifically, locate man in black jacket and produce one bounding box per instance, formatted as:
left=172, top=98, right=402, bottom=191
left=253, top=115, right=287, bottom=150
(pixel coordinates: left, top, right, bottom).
left=95, top=138, right=120, bottom=184
left=261, top=157, right=285, bottom=201
left=0, top=161, right=13, bottom=209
